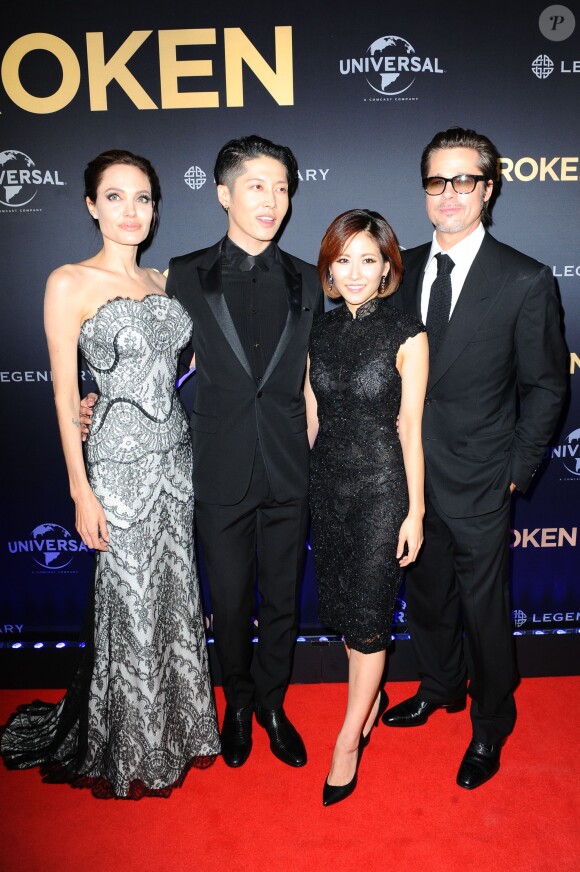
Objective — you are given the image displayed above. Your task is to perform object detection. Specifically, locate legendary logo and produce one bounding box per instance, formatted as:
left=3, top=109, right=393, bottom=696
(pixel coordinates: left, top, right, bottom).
left=184, top=166, right=207, bottom=191
left=339, top=35, right=444, bottom=99
left=0, top=369, right=94, bottom=384
left=552, top=265, right=580, bottom=277
left=531, top=54, right=555, bottom=78
left=514, top=608, right=580, bottom=627
left=0, top=150, right=65, bottom=209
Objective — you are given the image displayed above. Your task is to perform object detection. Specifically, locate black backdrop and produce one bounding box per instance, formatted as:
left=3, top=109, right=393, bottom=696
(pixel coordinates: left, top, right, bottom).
left=1, top=2, right=578, bottom=645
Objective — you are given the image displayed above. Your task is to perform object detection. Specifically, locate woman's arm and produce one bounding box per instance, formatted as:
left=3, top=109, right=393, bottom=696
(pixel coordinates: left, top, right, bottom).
left=304, top=355, right=319, bottom=449
left=395, top=330, right=429, bottom=566
left=44, top=268, right=109, bottom=551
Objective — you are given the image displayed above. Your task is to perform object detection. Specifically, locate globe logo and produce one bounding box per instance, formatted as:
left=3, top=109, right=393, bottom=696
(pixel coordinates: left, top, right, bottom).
left=366, top=36, right=417, bottom=96
left=0, top=150, right=37, bottom=207
left=562, top=427, right=580, bottom=476
left=30, top=523, right=76, bottom=569
left=512, top=609, right=527, bottom=628
left=531, top=54, right=554, bottom=79
left=184, top=166, right=207, bottom=191
left=393, top=597, right=407, bottom=625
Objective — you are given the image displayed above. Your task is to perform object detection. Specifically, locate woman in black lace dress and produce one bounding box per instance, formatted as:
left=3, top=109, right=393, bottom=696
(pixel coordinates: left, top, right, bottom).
left=305, top=209, right=428, bottom=805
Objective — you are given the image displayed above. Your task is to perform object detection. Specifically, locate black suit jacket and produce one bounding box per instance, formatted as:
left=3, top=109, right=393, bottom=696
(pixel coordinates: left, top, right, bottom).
left=393, top=232, right=567, bottom=518
left=166, top=237, right=323, bottom=505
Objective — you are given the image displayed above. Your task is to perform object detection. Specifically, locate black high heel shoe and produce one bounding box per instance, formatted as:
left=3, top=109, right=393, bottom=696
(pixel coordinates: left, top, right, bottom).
left=322, top=740, right=365, bottom=807
left=360, top=687, right=389, bottom=750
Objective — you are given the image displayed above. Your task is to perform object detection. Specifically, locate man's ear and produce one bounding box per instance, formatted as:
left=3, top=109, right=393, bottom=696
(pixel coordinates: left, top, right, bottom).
left=217, top=184, right=230, bottom=212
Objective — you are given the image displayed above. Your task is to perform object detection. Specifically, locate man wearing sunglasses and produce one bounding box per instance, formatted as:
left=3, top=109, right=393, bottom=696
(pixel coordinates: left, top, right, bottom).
left=383, top=126, right=567, bottom=789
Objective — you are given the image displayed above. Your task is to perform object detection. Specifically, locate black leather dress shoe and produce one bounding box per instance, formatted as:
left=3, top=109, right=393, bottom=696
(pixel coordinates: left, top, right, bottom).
left=456, top=740, right=502, bottom=789
left=255, top=706, right=307, bottom=767
left=221, top=705, right=253, bottom=768
left=382, top=693, right=466, bottom=727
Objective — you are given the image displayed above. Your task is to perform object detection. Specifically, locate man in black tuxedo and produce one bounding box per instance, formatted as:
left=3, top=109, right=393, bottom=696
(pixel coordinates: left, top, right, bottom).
left=382, top=127, right=567, bottom=788
left=166, top=135, right=323, bottom=768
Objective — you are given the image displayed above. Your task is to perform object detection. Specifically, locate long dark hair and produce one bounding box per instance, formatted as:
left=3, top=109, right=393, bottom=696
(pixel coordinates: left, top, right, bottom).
left=84, top=149, right=161, bottom=238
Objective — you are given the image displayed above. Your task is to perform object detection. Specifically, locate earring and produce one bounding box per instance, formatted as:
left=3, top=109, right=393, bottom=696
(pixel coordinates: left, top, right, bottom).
left=380, top=275, right=386, bottom=292
left=328, top=273, right=334, bottom=291
left=222, top=204, right=229, bottom=213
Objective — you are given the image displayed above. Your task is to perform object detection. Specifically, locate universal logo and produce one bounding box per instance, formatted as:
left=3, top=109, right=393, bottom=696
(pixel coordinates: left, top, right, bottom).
left=0, top=150, right=65, bottom=211
left=339, top=35, right=444, bottom=101
left=7, top=523, right=89, bottom=571
left=545, top=427, right=580, bottom=479
left=392, top=597, right=407, bottom=626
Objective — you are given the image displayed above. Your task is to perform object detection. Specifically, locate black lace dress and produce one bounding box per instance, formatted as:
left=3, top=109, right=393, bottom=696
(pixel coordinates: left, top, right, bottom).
left=0, top=296, right=220, bottom=798
left=308, top=297, right=425, bottom=653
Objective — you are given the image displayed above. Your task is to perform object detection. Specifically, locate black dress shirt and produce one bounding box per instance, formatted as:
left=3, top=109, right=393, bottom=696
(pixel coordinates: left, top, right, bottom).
left=221, top=236, right=288, bottom=383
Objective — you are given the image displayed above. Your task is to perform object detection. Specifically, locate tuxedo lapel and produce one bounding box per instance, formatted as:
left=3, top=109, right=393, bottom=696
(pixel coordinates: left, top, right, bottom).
left=259, top=249, right=302, bottom=389
left=198, top=239, right=253, bottom=380
left=427, top=234, right=507, bottom=390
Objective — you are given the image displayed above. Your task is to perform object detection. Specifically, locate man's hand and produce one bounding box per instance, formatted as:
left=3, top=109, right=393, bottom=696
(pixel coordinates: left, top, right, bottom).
left=80, top=392, right=98, bottom=442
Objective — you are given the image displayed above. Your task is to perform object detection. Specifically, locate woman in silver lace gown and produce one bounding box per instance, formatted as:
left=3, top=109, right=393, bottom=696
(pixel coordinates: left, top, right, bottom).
left=0, top=150, right=219, bottom=799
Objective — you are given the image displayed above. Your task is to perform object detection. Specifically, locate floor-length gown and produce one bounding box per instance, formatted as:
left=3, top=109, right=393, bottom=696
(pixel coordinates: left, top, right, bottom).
left=308, top=296, right=426, bottom=653
left=0, top=294, right=220, bottom=798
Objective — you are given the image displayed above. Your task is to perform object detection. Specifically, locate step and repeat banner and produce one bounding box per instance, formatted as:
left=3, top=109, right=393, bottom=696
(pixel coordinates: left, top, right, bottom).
left=1, top=2, right=578, bottom=643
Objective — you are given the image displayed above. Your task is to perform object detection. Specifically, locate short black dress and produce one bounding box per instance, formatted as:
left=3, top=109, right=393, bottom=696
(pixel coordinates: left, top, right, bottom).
left=308, top=296, right=425, bottom=653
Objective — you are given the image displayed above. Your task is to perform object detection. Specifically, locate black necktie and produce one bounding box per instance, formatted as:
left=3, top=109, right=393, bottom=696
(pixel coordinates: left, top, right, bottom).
left=426, top=252, right=454, bottom=357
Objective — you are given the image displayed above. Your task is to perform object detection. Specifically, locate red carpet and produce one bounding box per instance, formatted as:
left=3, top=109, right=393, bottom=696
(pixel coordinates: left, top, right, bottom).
left=1, top=677, right=579, bottom=872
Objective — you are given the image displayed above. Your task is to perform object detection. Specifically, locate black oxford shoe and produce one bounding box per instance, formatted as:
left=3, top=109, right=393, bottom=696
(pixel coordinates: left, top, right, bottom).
left=456, top=740, right=502, bottom=790
left=220, top=704, right=253, bottom=768
left=381, top=693, right=466, bottom=727
left=255, top=706, right=307, bottom=767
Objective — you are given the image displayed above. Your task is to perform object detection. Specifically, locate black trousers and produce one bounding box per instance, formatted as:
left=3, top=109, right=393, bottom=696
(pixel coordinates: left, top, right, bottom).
left=194, top=445, right=309, bottom=712
left=405, top=481, right=519, bottom=744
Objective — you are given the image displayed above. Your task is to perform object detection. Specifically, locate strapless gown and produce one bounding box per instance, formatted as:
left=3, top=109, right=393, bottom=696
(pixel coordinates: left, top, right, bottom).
left=0, top=295, right=220, bottom=798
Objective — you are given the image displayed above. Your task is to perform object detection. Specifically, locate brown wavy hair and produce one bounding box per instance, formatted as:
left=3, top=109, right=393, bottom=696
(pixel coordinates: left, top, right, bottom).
left=318, top=209, right=403, bottom=299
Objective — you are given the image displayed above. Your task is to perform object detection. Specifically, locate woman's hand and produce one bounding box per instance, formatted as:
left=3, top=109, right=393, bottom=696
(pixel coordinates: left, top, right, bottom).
left=396, top=514, right=424, bottom=567
left=79, top=392, right=99, bottom=442
left=73, top=488, right=109, bottom=551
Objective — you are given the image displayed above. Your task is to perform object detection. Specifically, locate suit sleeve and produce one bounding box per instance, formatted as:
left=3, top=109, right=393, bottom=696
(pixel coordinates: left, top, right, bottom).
left=166, top=258, right=194, bottom=376
left=511, top=264, right=567, bottom=491
left=315, top=283, right=325, bottom=315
